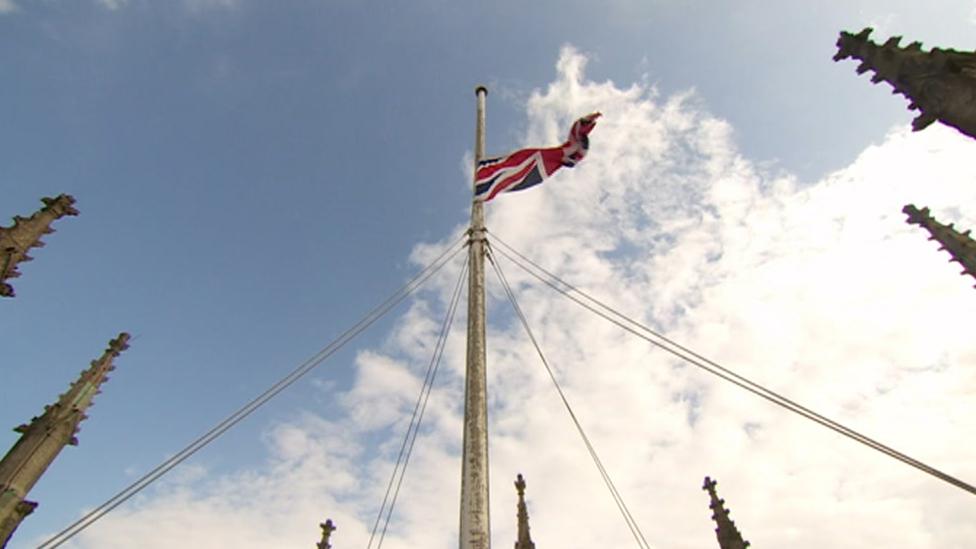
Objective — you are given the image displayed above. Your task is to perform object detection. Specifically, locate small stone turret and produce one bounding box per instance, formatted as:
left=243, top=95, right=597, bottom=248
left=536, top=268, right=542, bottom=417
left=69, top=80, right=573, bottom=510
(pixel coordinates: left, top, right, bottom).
left=702, top=476, right=749, bottom=549
left=0, top=333, right=130, bottom=546
left=834, top=28, right=976, bottom=140
left=514, top=474, right=535, bottom=549
left=316, top=518, right=335, bottom=549
left=0, top=194, right=79, bottom=297
left=903, top=204, right=976, bottom=286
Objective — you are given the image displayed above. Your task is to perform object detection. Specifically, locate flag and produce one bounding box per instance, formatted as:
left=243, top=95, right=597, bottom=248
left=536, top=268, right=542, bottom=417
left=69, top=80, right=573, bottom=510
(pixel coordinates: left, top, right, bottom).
left=474, top=112, right=601, bottom=202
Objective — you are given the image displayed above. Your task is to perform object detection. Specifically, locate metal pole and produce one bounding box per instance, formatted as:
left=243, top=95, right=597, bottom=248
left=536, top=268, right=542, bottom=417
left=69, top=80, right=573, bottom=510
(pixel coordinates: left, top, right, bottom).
left=459, top=85, right=490, bottom=549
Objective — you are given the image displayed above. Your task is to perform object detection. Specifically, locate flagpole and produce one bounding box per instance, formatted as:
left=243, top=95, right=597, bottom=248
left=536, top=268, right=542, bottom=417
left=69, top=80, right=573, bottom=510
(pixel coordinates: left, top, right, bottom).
left=459, top=85, right=491, bottom=549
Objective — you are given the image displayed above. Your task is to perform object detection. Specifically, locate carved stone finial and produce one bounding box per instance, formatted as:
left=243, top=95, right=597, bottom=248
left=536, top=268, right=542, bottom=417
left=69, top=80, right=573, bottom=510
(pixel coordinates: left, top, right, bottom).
left=107, top=332, right=132, bottom=356
left=702, top=476, right=750, bottom=549
left=514, top=474, right=535, bottom=549
left=835, top=27, right=976, bottom=140
left=903, top=204, right=929, bottom=225
left=0, top=333, right=130, bottom=546
left=60, top=332, right=132, bottom=444
left=0, top=194, right=78, bottom=297
left=317, top=518, right=336, bottom=549
left=903, top=204, right=976, bottom=286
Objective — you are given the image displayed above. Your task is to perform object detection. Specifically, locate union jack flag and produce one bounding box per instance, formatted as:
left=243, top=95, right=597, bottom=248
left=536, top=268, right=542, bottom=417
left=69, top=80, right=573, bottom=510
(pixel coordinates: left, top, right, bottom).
left=474, top=112, right=601, bottom=202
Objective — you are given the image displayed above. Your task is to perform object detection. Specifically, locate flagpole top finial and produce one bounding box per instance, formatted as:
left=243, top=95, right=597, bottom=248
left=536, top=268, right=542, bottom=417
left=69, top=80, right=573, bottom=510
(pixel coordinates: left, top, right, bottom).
left=475, top=85, right=488, bottom=96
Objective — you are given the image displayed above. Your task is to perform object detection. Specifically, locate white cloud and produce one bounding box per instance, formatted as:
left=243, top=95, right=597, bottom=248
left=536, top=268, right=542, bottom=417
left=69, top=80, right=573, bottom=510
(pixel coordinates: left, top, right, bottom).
left=44, top=46, right=976, bottom=549
left=95, top=0, right=128, bottom=11
left=863, top=12, right=897, bottom=37
left=183, top=0, right=238, bottom=12
left=0, top=0, right=18, bottom=15
left=0, top=0, right=239, bottom=15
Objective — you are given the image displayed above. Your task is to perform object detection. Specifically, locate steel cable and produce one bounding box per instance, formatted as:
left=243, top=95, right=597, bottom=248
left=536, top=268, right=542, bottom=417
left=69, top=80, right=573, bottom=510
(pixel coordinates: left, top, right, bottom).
left=39, top=235, right=468, bottom=549
left=486, top=243, right=653, bottom=549
left=487, top=229, right=976, bottom=498
left=369, top=255, right=468, bottom=549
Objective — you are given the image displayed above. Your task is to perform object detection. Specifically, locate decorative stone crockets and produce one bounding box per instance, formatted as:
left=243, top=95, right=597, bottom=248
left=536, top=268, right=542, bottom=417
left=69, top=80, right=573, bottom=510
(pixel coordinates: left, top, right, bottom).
left=834, top=27, right=976, bottom=140
left=702, top=476, right=749, bottom=549
left=317, top=518, right=336, bottom=549
left=0, top=333, right=130, bottom=547
left=0, top=194, right=79, bottom=297
left=514, top=474, right=536, bottom=549
left=903, top=204, right=976, bottom=286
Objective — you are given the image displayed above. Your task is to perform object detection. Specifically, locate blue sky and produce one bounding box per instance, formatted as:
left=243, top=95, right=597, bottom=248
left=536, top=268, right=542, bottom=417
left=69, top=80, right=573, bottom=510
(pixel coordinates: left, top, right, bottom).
left=2, top=1, right=976, bottom=547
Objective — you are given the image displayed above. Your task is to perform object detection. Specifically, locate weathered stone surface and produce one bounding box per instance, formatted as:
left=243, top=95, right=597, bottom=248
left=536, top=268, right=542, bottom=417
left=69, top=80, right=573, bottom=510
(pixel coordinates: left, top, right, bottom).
left=317, top=518, right=335, bottom=549
left=514, top=474, right=535, bottom=549
left=0, top=334, right=130, bottom=547
left=0, top=194, right=78, bottom=297
left=904, top=204, right=976, bottom=286
left=835, top=28, right=976, bottom=140
left=703, top=476, right=750, bottom=549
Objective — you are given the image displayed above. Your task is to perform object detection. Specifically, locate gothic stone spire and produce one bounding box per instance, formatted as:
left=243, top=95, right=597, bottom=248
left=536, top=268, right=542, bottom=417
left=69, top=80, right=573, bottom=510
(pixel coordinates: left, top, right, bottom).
left=903, top=204, right=976, bottom=286
left=0, top=333, right=130, bottom=546
left=514, top=474, right=535, bottom=549
left=317, top=518, right=335, bottom=549
left=834, top=27, right=976, bottom=140
left=0, top=194, right=78, bottom=297
left=703, top=476, right=750, bottom=549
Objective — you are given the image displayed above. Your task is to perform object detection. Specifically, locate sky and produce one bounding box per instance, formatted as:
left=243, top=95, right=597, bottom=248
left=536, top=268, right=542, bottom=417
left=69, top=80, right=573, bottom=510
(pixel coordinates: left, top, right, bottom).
left=2, top=1, right=976, bottom=548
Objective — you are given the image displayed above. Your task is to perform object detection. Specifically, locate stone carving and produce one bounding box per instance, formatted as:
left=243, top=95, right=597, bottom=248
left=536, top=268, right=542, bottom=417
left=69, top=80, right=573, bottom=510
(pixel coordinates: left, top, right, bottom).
left=835, top=28, right=976, bottom=140
left=317, top=518, right=335, bottom=549
left=0, top=194, right=78, bottom=297
left=904, top=204, right=976, bottom=286
left=514, top=474, right=535, bottom=549
left=0, top=334, right=130, bottom=546
left=703, top=476, right=750, bottom=549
